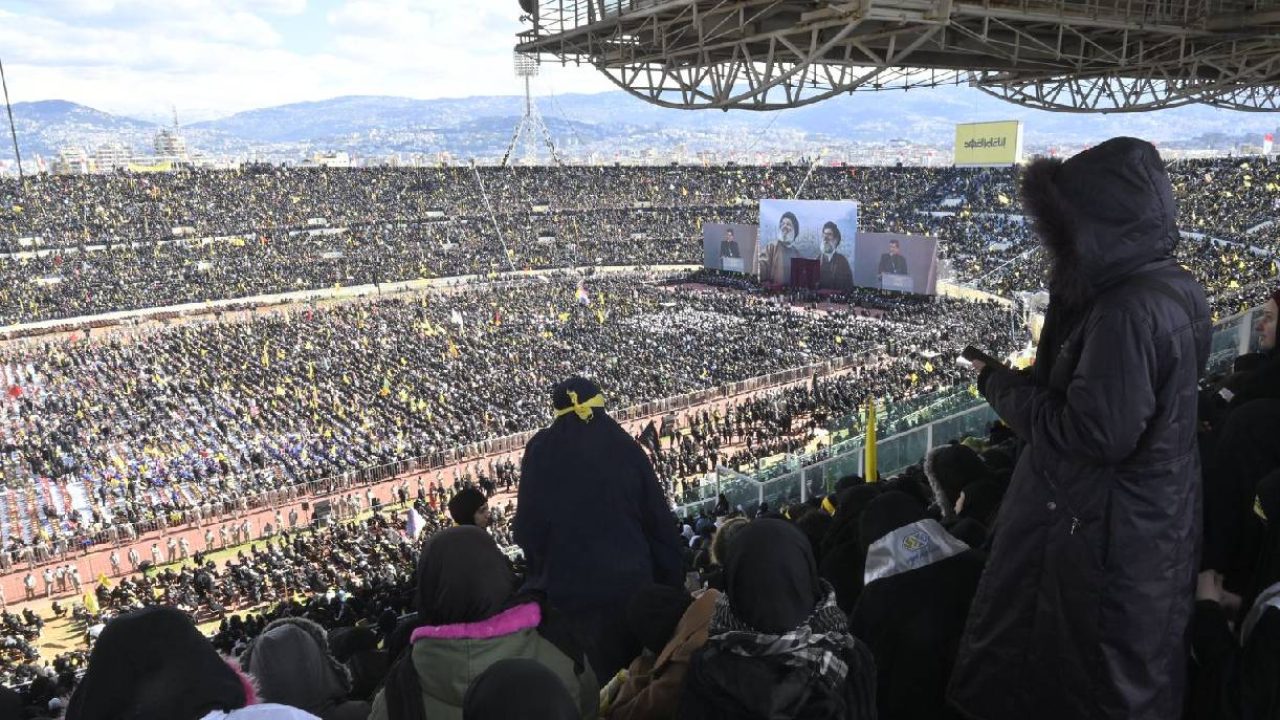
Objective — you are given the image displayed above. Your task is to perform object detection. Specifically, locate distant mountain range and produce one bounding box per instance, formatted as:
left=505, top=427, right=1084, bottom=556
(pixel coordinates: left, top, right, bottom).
left=1, top=86, right=1276, bottom=163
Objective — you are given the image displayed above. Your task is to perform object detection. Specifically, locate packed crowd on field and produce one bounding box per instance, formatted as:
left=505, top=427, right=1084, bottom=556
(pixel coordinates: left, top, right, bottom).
left=0, top=272, right=1020, bottom=560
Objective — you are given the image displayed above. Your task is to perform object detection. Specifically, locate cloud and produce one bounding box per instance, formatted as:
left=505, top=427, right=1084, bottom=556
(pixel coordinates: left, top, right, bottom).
left=0, top=0, right=614, bottom=118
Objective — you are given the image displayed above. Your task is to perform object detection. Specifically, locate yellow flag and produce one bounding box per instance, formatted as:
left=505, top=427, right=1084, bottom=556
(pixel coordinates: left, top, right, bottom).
left=84, top=592, right=99, bottom=615
left=865, top=399, right=878, bottom=483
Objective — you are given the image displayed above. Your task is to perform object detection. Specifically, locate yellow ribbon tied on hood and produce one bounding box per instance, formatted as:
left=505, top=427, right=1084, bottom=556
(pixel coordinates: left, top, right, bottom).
left=554, top=390, right=606, bottom=422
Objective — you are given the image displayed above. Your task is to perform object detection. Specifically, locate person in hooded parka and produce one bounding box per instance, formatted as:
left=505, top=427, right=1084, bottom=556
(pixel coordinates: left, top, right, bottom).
left=949, top=137, right=1212, bottom=720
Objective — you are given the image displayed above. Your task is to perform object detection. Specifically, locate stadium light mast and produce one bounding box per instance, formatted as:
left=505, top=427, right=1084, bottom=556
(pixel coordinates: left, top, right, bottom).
left=501, top=53, right=561, bottom=167
left=0, top=56, right=24, bottom=186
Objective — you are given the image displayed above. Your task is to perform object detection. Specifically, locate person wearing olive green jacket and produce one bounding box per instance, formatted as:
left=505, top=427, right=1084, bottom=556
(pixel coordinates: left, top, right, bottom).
left=369, top=527, right=597, bottom=720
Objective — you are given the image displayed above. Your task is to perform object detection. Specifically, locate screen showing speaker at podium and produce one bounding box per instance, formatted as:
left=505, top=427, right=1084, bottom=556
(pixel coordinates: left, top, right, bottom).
left=701, top=223, right=760, bottom=275
left=702, top=200, right=939, bottom=296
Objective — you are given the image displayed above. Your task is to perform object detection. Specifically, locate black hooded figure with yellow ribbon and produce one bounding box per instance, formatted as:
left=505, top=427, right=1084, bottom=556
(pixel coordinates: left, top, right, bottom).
left=515, top=377, right=684, bottom=683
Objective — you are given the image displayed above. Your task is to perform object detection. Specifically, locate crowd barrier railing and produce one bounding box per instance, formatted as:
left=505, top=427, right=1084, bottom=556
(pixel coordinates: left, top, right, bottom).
left=675, top=302, right=1262, bottom=517
left=0, top=348, right=864, bottom=558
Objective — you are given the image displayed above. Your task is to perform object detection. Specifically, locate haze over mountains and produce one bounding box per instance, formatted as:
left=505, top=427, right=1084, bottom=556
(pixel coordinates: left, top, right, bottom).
left=3, top=85, right=1275, bottom=163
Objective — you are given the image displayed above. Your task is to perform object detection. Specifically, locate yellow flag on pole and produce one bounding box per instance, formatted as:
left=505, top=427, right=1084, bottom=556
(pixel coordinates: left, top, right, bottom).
left=865, top=399, right=878, bottom=483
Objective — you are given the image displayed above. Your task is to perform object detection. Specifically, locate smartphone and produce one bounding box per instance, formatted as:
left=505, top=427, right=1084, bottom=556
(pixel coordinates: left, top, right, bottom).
left=961, top=345, right=1002, bottom=368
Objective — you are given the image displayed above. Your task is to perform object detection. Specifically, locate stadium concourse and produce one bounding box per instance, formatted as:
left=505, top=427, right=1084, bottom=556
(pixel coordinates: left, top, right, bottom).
left=0, top=149, right=1279, bottom=720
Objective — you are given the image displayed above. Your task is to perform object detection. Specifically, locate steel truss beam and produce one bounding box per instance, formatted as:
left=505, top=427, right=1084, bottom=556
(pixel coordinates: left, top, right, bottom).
left=516, top=0, right=1280, bottom=112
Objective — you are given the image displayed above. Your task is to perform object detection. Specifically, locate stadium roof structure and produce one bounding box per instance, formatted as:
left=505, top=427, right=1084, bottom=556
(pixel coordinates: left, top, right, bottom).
left=514, top=0, right=1280, bottom=112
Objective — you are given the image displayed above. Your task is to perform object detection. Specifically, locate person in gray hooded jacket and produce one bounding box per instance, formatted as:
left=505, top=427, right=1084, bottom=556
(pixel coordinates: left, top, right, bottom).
left=240, top=617, right=370, bottom=720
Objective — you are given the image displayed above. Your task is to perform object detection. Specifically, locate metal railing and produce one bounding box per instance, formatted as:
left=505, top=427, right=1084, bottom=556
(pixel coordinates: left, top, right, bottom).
left=675, top=300, right=1263, bottom=516
left=0, top=351, right=864, bottom=555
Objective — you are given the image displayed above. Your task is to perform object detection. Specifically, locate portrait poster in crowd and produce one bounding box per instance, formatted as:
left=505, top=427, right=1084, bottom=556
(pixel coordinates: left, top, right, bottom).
left=757, top=199, right=859, bottom=290
left=851, top=232, right=940, bottom=296
left=702, top=223, right=759, bottom=274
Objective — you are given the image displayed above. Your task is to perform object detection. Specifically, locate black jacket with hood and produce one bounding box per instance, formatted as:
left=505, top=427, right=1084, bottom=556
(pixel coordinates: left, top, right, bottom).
left=948, top=137, right=1211, bottom=720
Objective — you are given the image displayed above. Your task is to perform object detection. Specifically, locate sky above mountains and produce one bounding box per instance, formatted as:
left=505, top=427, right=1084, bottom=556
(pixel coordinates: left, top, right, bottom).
left=0, top=0, right=615, bottom=121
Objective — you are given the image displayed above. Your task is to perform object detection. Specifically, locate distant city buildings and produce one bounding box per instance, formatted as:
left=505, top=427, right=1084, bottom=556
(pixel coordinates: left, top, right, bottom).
left=53, top=125, right=192, bottom=174
left=153, top=127, right=188, bottom=160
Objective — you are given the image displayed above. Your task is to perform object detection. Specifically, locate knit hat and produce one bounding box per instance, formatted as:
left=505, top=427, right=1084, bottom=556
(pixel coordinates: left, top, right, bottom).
left=447, top=487, right=487, bottom=526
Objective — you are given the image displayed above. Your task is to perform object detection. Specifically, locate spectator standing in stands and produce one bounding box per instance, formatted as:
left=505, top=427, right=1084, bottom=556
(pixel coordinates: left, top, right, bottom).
left=677, top=519, right=877, bottom=720
left=241, top=617, right=370, bottom=720
left=515, top=377, right=683, bottom=681
left=447, top=487, right=491, bottom=528
left=1202, top=289, right=1280, bottom=590
left=66, top=606, right=319, bottom=720
left=849, top=491, right=983, bottom=720
left=950, top=137, right=1211, bottom=720
left=370, top=527, right=597, bottom=720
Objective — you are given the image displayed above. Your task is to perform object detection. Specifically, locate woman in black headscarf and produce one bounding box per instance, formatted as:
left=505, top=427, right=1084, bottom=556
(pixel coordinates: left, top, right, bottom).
left=678, top=519, right=877, bottom=720
left=66, top=606, right=317, bottom=720
left=370, top=527, right=598, bottom=720
left=848, top=491, right=985, bottom=720
left=462, top=659, right=579, bottom=720
left=819, top=484, right=883, bottom=612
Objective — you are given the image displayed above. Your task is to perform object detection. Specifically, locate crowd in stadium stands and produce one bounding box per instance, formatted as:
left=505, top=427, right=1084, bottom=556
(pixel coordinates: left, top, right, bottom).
left=3, top=146, right=1280, bottom=719
left=12, top=315, right=1279, bottom=720
left=0, top=273, right=1018, bottom=560
left=0, top=161, right=1275, bottom=324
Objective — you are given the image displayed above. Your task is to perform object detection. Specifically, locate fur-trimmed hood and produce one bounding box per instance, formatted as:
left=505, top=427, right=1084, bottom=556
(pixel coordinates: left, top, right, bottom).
left=1021, top=137, right=1179, bottom=308
left=238, top=616, right=353, bottom=714
left=923, top=444, right=990, bottom=521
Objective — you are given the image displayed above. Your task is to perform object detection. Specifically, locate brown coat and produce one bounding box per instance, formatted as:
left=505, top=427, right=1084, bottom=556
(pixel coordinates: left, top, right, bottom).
left=608, top=590, right=721, bottom=720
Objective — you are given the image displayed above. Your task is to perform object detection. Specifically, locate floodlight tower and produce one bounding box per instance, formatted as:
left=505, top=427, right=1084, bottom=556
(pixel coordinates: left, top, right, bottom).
left=501, top=53, right=561, bottom=167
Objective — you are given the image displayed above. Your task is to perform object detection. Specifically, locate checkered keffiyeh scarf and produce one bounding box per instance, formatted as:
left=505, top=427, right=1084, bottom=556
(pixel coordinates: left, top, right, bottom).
left=706, top=582, right=854, bottom=688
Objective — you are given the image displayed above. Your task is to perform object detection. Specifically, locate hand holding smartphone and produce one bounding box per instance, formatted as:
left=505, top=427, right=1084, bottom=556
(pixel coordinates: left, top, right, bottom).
left=960, top=345, right=1005, bottom=371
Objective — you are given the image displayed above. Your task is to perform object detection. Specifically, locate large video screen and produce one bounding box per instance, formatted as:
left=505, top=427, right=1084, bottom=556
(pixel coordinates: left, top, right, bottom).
left=852, top=232, right=940, bottom=296
left=702, top=223, right=759, bottom=274
left=758, top=199, right=859, bottom=291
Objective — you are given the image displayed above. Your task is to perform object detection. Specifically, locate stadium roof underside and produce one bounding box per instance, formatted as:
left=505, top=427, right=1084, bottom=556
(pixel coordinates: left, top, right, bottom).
left=514, top=0, right=1280, bottom=112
